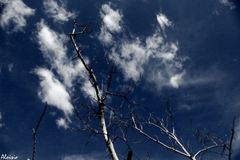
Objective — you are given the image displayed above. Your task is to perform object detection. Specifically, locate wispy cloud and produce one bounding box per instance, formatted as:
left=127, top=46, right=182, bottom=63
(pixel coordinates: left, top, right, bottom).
left=36, top=20, right=85, bottom=88
left=35, top=20, right=97, bottom=125
left=170, top=72, right=185, bottom=88
left=109, top=39, right=146, bottom=81
left=0, top=0, right=35, bottom=32
left=36, top=20, right=97, bottom=99
left=35, top=68, right=73, bottom=117
left=104, top=9, right=227, bottom=92
left=62, top=153, right=106, bottom=160
left=156, top=13, right=172, bottom=35
left=56, top=117, right=69, bottom=129
left=219, top=0, right=236, bottom=10
left=180, top=66, right=225, bottom=88
left=100, top=8, right=185, bottom=89
left=43, top=0, right=76, bottom=23
left=99, top=3, right=123, bottom=45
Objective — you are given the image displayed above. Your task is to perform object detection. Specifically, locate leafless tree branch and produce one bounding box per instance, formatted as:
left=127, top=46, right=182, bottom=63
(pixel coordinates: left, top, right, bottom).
left=31, top=103, right=48, bottom=160
left=228, top=117, right=236, bottom=160
left=131, top=109, right=226, bottom=160
left=69, top=20, right=119, bottom=160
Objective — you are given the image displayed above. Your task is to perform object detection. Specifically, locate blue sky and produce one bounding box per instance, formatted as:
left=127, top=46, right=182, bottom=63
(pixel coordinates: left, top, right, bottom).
left=0, top=0, right=240, bottom=160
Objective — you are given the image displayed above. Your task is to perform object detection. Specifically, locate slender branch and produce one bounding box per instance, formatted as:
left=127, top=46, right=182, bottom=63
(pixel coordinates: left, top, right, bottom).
left=102, top=66, right=114, bottom=101
left=105, top=91, right=134, bottom=105
left=193, top=144, right=223, bottom=159
left=127, top=150, right=133, bottom=160
left=132, top=113, right=228, bottom=160
left=69, top=23, right=101, bottom=102
left=228, top=117, right=236, bottom=160
left=131, top=116, right=190, bottom=158
left=146, top=121, right=175, bottom=139
left=146, top=119, right=191, bottom=157
left=69, top=20, right=119, bottom=160
left=32, top=104, right=48, bottom=160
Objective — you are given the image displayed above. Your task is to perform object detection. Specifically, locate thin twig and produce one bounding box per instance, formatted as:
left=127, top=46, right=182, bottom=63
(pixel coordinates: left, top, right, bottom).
left=228, top=117, right=236, bottom=160
left=32, top=103, right=48, bottom=160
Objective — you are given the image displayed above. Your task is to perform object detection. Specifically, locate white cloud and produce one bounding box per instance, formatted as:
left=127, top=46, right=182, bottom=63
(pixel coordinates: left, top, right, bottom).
left=56, top=117, right=69, bottom=129
left=36, top=20, right=85, bottom=88
left=0, top=0, right=35, bottom=32
left=109, top=39, right=146, bottom=81
left=108, top=30, right=185, bottom=89
left=36, top=20, right=97, bottom=99
left=99, top=27, right=114, bottom=45
left=43, top=0, right=76, bottom=23
left=99, top=4, right=123, bottom=45
left=81, top=81, right=98, bottom=101
left=35, top=68, right=73, bottom=117
left=35, top=20, right=98, bottom=120
left=156, top=13, right=172, bottom=34
left=98, top=7, right=186, bottom=89
left=100, top=4, right=122, bottom=33
left=62, top=153, right=106, bottom=160
left=170, top=72, right=185, bottom=88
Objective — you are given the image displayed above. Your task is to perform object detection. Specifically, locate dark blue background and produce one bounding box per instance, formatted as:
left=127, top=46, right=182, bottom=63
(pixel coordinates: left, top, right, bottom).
left=0, top=0, right=239, bottom=159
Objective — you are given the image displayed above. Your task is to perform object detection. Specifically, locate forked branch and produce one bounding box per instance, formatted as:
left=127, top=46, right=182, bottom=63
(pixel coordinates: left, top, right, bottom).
left=69, top=20, right=119, bottom=160
left=131, top=113, right=225, bottom=160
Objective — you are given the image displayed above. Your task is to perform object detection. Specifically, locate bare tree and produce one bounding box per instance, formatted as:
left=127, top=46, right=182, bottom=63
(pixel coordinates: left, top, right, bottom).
left=131, top=102, right=236, bottom=160
left=31, top=20, right=237, bottom=160
left=69, top=20, right=120, bottom=160
left=68, top=20, right=238, bottom=160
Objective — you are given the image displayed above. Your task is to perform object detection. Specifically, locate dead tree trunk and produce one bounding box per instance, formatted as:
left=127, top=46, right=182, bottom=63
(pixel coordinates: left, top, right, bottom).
left=69, top=20, right=119, bottom=160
